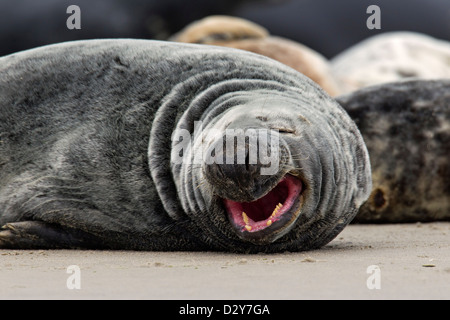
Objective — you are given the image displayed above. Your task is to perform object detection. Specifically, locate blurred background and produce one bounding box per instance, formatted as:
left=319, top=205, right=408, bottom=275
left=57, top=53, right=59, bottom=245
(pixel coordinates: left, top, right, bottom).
left=0, top=0, right=449, bottom=58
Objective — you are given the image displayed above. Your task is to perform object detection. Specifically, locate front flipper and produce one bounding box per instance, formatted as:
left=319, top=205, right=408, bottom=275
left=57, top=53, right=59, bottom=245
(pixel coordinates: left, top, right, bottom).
left=0, top=221, right=105, bottom=249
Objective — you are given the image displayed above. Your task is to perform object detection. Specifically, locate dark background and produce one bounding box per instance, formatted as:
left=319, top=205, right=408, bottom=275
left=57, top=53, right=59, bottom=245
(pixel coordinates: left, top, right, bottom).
left=1, top=0, right=449, bottom=58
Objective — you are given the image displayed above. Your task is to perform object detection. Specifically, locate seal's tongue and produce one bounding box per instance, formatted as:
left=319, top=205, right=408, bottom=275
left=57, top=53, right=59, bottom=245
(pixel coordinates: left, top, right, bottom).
left=223, top=175, right=303, bottom=233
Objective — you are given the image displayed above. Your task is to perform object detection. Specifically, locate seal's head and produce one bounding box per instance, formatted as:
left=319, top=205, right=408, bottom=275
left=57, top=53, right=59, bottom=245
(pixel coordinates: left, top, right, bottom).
left=201, top=105, right=306, bottom=244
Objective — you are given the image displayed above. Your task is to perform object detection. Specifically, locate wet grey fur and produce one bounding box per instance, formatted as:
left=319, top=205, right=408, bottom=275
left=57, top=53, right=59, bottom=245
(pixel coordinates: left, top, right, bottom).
left=337, top=80, right=450, bottom=222
left=0, top=39, right=371, bottom=252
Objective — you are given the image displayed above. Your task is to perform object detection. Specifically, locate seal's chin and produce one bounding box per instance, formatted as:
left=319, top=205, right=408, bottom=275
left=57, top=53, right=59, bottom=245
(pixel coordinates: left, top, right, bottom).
left=223, top=175, right=303, bottom=243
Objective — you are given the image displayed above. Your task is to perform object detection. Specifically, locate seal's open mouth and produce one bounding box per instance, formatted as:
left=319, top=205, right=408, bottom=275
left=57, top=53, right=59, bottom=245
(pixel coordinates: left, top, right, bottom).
left=223, top=175, right=303, bottom=242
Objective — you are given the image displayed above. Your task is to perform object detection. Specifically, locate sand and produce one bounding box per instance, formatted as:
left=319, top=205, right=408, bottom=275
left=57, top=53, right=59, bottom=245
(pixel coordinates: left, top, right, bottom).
left=1, top=222, right=449, bottom=300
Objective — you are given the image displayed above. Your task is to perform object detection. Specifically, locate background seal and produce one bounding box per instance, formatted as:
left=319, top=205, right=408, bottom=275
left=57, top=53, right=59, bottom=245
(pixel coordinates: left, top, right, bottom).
left=337, top=79, right=450, bottom=222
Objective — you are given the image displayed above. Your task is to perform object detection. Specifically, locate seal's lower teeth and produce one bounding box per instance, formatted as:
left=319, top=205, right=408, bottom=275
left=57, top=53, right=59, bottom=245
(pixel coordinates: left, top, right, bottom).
left=244, top=202, right=282, bottom=227
left=271, top=203, right=283, bottom=217
left=242, top=212, right=249, bottom=224
left=271, top=208, right=278, bottom=217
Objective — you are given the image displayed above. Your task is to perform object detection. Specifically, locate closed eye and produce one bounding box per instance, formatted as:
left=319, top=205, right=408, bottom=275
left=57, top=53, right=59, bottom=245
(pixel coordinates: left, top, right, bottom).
left=271, top=127, right=296, bottom=134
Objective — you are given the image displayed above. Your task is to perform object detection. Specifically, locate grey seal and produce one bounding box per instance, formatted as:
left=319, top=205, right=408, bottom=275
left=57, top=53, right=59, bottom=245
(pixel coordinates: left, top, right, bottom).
left=331, top=32, right=450, bottom=94
left=337, top=79, right=450, bottom=222
left=0, top=39, right=371, bottom=252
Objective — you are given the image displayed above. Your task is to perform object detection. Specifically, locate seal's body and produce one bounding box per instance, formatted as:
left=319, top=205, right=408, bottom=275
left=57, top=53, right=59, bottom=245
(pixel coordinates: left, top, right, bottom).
left=331, top=32, right=450, bottom=94
left=0, top=40, right=371, bottom=252
left=337, top=80, right=450, bottom=222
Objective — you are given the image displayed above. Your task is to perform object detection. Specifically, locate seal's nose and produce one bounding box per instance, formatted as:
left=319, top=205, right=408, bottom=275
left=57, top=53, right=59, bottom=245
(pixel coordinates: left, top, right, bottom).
left=203, top=129, right=280, bottom=202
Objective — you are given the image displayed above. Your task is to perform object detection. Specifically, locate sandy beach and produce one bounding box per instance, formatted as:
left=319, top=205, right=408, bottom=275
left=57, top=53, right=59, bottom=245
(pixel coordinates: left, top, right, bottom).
left=1, top=222, right=449, bottom=300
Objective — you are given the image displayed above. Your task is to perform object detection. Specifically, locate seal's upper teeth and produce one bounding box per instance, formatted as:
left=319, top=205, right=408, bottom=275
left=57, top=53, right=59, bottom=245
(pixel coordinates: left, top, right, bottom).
left=242, top=212, right=249, bottom=224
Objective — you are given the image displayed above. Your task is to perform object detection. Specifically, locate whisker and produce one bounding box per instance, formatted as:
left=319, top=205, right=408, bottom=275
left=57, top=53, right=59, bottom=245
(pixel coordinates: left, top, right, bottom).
left=280, top=164, right=305, bottom=172
left=288, top=153, right=311, bottom=161
left=194, top=179, right=208, bottom=190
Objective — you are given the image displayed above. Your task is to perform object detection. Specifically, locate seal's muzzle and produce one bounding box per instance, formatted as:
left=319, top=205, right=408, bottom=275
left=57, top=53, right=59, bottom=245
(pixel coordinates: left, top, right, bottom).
left=203, top=129, right=302, bottom=243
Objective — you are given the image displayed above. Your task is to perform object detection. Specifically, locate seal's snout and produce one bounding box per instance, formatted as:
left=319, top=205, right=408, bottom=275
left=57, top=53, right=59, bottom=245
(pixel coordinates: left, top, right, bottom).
left=203, top=129, right=281, bottom=202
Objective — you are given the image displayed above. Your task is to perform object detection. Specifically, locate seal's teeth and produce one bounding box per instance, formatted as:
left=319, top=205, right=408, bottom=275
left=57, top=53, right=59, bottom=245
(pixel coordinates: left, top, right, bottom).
left=266, top=219, right=272, bottom=226
left=245, top=225, right=252, bottom=231
left=269, top=203, right=284, bottom=218
left=271, top=206, right=279, bottom=217
left=242, top=212, right=249, bottom=224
